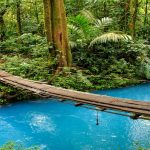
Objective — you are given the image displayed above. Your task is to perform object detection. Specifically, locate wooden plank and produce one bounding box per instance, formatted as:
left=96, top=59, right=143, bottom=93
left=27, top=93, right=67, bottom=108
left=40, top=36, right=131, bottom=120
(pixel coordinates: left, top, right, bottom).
left=0, top=71, right=11, bottom=77
left=44, top=88, right=150, bottom=110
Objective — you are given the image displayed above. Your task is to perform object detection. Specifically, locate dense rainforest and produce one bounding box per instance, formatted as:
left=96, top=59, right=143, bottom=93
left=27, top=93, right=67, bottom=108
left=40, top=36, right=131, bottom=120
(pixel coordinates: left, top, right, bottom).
left=0, top=0, right=150, bottom=104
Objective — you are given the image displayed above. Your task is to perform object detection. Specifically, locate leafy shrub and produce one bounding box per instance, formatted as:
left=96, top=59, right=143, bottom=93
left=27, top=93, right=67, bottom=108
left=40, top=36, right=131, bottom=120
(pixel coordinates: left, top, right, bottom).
left=0, top=56, right=50, bottom=81
left=52, top=69, right=93, bottom=91
left=0, top=33, right=48, bottom=58
left=138, top=58, right=150, bottom=79
left=0, top=83, right=36, bottom=104
left=0, top=142, right=40, bottom=150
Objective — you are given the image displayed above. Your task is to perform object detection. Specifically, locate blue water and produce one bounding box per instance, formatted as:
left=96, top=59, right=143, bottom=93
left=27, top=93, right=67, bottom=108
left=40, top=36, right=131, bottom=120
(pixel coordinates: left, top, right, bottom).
left=0, top=83, right=150, bottom=150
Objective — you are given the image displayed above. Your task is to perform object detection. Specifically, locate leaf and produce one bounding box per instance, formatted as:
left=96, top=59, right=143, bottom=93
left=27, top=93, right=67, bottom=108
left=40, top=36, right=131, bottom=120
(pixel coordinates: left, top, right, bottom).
left=89, top=32, right=132, bottom=47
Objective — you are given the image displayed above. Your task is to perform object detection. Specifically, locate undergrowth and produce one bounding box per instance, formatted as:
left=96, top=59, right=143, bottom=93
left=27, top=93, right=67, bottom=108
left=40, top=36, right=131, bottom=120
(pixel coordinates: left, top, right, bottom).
left=0, top=33, right=149, bottom=103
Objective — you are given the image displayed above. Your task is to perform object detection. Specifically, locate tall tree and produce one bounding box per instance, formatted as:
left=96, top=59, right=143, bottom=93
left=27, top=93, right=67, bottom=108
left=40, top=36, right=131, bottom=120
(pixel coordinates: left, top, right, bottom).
left=0, top=1, right=9, bottom=41
left=34, top=1, right=39, bottom=25
left=129, top=0, right=139, bottom=38
left=0, top=8, right=6, bottom=41
left=124, top=0, right=131, bottom=32
left=43, top=0, right=53, bottom=46
left=43, top=0, right=72, bottom=67
left=16, top=0, right=22, bottom=35
left=144, top=0, right=148, bottom=26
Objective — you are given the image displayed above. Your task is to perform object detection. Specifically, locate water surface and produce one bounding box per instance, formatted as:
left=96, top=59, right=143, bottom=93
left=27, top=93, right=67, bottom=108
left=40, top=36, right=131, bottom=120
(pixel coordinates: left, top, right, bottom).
left=0, top=83, right=150, bottom=150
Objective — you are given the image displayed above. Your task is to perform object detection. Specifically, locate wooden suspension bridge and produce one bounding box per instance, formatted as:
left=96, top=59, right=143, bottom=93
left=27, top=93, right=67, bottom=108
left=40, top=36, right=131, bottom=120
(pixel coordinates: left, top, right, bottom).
left=0, top=70, right=150, bottom=120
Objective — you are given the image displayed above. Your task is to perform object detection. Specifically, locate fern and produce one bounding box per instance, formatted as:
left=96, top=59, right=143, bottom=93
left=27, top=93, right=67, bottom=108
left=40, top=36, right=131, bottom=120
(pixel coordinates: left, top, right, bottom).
left=80, top=9, right=95, bottom=22
left=68, top=24, right=85, bottom=48
left=95, top=17, right=113, bottom=28
left=89, top=32, right=132, bottom=47
left=69, top=41, right=78, bottom=48
left=80, top=9, right=113, bottom=27
left=68, top=24, right=84, bottom=37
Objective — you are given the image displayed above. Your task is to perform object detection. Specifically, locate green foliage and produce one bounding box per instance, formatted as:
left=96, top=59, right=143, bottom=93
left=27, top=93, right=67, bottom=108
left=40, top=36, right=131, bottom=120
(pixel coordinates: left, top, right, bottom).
left=68, top=9, right=133, bottom=52
left=68, top=14, right=93, bottom=45
left=0, top=142, right=40, bottom=150
left=0, top=83, right=36, bottom=104
left=0, top=97, right=7, bottom=105
left=139, top=59, right=150, bottom=79
left=0, top=56, right=50, bottom=81
left=0, top=83, right=14, bottom=105
left=89, top=32, right=132, bottom=46
left=68, top=24, right=86, bottom=48
left=51, top=69, right=93, bottom=91
left=133, top=142, right=150, bottom=150
left=0, top=33, right=51, bottom=82
left=89, top=75, right=140, bottom=90
left=0, top=29, right=149, bottom=93
left=0, top=33, right=48, bottom=57
left=137, top=25, right=150, bottom=41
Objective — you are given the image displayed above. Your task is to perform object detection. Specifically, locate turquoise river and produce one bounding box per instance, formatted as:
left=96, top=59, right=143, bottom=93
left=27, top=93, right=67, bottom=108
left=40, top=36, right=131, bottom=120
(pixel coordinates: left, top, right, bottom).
left=0, top=83, right=150, bottom=150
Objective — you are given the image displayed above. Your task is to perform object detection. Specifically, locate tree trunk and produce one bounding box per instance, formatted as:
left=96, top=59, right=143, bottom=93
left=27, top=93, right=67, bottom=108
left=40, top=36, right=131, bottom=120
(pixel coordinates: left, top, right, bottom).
left=124, top=0, right=130, bottom=32
left=129, top=0, right=139, bottom=39
left=34, top=1, right=39, bottom=25
left=16, top=0, right=22, bottom=36
left=43, top=0, right=53, bottom=49
left=144, top=0, right=148, bottom=26
left=60, top=0, right=72, bottom=67
left=51, top=0, right=66, bottom=67
left=103, top=1, right=107, bottom=17
left=43, top=0, right=72, bottom=67
left=118, top=0, right=130, bottom=32
left=0, top=10, right=6, bottom=41
left=0, top=13, right=5, bottom=41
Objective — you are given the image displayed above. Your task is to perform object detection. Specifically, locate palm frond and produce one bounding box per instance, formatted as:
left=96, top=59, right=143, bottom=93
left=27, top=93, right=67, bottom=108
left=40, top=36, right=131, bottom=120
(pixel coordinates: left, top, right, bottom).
left=68, top=24, right=85, bottom=48
left=80, top=9, right=95, bottom=22
left=69, top=41, right=78, bottom=48
left=95, top=17, right=113, bottom=28
left=101, top=17, right=113, bottom=25
left=89, top=32, right=132, bottom=47
left=68, top=24, right=84, bottom=38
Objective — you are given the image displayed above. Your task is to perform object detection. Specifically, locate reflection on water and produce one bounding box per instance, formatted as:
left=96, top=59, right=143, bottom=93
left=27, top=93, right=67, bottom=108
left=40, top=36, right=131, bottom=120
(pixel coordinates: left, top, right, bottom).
left=129, top=120, right=150, bottom=144
left=29, top=113, right=55, bottom=133
left=0, top=83, right=150, bottom=150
